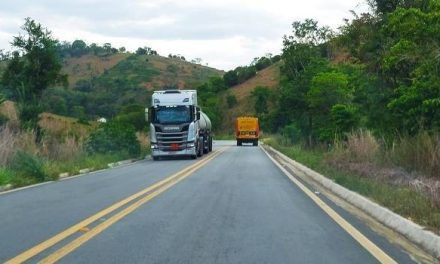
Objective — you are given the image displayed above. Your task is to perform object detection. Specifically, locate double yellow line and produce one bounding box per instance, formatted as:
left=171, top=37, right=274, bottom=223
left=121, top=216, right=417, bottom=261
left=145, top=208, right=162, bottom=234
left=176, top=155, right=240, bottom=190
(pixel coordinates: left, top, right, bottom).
left=7, top=148, right=226, bottom=264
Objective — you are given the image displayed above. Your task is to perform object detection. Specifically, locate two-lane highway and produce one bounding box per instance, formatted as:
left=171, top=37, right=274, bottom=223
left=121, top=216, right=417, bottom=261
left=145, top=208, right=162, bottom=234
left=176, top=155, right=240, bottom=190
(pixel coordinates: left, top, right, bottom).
left=0, top=141, right=424, bottom=263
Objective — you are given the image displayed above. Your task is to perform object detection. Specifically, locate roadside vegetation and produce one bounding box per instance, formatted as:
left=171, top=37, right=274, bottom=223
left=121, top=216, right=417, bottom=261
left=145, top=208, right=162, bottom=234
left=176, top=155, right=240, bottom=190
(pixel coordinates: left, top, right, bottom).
left=259, top=1, right=440, bottom=233
left=0, top=19, right=150, bottom=189
left=191, top=0, right=440, bottom=233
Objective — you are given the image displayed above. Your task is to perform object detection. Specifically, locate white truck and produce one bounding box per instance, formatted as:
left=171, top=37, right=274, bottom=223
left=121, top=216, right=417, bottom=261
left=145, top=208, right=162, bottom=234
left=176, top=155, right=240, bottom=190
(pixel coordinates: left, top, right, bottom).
left=146, top=90, right=213, bottom=160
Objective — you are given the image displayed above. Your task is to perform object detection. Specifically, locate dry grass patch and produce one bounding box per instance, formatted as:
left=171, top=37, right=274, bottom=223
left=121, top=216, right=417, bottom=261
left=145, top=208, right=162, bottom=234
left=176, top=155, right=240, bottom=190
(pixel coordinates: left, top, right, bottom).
left=63, top=53, right=130, bottom=88
left=328, top=130, right=440, bottom=206
left=0, top=100, right=18, bottom=121
left=0, top=125, right=18, bottom=166
left=220, top=63, right=281, bottom=132
left=39, top=112, right=97, bottom=138
left=230, top=63, right=280, bottom=101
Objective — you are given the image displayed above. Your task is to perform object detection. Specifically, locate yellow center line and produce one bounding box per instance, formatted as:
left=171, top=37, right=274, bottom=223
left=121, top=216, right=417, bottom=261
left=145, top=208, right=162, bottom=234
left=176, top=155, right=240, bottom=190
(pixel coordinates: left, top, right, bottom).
left=39, top=149, right=225, bottom=263
left=261, top=146, right=398, bottom=264
left=6, top=148, right=226, bottom=264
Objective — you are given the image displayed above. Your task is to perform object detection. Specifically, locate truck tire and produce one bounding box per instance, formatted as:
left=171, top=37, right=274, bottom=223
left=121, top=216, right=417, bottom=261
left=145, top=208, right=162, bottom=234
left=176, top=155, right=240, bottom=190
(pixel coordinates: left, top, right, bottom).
left=209, top=138, right=213, bottom=152
left=191, top=155, right=197, bottom=159
left=153, top=156, right=159, bottom=161
left=253, top=140, right=258, bottom=146
left=203, top=136, right=209, bottom=154
left=237, top=140, right=242, bottom=146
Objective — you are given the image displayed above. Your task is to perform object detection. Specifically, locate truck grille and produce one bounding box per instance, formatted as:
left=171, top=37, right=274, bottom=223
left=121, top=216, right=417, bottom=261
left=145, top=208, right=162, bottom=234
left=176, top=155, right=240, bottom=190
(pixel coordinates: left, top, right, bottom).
left=156, top=131, right=189, bottom=151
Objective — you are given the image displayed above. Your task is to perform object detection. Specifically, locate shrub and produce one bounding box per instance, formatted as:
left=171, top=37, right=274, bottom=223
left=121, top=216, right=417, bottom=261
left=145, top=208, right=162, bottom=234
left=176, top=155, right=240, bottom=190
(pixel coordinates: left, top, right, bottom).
left=86, top=121, right=140, bottom=156
left=281, top=124, right=301, bottom=144
left=10, top=150, right=47, bottom=182
left=226, top=94, right=237, bottom=108
left=115, top=104, right=146, bottom=131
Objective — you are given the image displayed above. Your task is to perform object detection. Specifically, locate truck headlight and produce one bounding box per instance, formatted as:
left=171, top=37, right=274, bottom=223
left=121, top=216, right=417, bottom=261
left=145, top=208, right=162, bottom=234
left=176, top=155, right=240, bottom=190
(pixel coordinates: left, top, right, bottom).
left=150, top=123, right=157, bottom=143
left=187, top=122, right=195, bottom=142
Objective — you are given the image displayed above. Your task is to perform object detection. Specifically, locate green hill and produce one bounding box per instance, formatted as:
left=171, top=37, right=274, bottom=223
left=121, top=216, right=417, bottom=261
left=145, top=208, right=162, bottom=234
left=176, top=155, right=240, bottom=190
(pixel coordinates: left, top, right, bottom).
left=43, top=53, right=223, bottom=119
left=221, top=62, right=281, bottom=132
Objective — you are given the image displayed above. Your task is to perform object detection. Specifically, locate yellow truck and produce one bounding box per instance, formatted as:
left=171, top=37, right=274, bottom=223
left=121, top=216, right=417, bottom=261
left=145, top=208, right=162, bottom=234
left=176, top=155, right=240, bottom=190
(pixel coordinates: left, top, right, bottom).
left=235, top=117, right=259, bottom=146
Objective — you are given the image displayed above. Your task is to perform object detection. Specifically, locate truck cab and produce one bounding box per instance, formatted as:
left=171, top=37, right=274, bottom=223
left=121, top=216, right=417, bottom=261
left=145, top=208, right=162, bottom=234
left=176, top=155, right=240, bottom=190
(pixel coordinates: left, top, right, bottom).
left=146, top=90, right=212, bottom=160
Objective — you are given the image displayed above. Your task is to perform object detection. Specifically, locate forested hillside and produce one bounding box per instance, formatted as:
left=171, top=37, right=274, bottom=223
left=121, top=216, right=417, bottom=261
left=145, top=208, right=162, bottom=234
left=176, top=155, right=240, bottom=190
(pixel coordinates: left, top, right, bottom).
left=0, top=39, right=222, bottom=121
left=192, top=0, right=440, bottom=231
left=197, top=0, right=439, bottom=144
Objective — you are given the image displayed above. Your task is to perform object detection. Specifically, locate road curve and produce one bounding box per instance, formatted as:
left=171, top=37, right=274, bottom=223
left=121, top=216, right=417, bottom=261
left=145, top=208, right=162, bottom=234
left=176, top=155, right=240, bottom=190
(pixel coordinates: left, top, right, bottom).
left=0, top=141, right=422, bottom=263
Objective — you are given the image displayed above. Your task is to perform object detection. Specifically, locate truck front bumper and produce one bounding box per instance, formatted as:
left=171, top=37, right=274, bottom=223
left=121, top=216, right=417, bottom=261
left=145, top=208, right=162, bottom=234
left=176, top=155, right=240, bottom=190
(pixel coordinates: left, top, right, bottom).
left=151, top=146, right=197, bottom=158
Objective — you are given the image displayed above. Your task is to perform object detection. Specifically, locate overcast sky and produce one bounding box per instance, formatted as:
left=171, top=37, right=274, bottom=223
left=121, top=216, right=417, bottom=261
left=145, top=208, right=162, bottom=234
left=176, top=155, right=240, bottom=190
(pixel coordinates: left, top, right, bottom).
left=0, top=0, right=369, bottom=70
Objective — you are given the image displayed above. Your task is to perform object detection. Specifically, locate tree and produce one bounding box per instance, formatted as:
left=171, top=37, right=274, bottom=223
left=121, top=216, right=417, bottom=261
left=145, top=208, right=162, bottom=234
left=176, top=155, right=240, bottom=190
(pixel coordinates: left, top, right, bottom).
left=251, top=86, right=271, bottom=114
left=208, top=76, right=227, bottom=93
left=136, top=47, right=147, bottom=55
left=367, top=0, right=430, bottom=15
left=307, top=71, right=352, bottom=141
left=223, top=70, right=238, bottom=87
left=71, top=39, right=88, bottom=57
left=254, top=57, right=272, bottom=71
left=1, top=18, right=67, bottom=130
left=275, top=19, right=335, bottom=144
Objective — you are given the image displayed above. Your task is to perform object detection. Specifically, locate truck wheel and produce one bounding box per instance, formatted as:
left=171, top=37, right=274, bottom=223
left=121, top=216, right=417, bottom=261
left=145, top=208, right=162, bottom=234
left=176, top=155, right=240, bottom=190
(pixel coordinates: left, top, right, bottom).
left=191, top=155, right=197, bottom=159
left=153, top=156, right=159, bottom=161
left=209, top=138, right=213, bottom=152
left=237, top=140, right=242, bottom=146
left=253, top=140, right=258, bottom=146
left=203, top=138, right=209, bottom=154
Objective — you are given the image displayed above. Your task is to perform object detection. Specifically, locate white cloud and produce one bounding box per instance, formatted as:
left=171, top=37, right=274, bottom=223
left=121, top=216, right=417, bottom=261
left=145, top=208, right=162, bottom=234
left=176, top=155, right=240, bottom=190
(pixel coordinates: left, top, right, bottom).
left=0, top=0, right=369, bottom=70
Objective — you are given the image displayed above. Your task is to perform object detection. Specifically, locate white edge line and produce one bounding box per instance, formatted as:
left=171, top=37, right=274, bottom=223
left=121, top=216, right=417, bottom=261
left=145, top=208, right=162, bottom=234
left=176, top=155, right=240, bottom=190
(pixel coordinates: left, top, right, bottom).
left=259, top=145, right=398, bottom=264
left=263, top=144, right=440, bottom=261
left=0, top=181, right=54, bottom=195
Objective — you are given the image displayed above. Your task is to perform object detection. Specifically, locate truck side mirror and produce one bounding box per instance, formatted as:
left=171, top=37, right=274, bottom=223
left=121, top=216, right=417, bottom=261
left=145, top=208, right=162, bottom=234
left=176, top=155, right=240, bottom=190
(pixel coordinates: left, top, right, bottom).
left=145, top=108, right=149, bottom=122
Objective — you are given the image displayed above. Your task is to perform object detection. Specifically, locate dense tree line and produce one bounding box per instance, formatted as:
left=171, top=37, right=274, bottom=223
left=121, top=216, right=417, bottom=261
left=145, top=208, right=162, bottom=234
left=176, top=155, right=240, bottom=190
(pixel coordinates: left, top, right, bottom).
left=260, top=0, right=439, bottom=145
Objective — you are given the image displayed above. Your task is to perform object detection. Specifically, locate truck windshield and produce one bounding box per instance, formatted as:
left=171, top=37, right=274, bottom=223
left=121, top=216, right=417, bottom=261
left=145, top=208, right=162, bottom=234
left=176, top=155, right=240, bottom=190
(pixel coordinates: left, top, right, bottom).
left=154, top=106, right=191, bottom=124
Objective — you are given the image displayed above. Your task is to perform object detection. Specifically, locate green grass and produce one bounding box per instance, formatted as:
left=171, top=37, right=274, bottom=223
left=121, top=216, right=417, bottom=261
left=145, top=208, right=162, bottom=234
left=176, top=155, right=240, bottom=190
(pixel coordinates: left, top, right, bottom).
left=0, top=168, right=14, bottom=186
left=265, top=137, right=440, bottom=233
left=0, top=152, right=139, bottom=190
left=44, top=152, right=132, bottom=180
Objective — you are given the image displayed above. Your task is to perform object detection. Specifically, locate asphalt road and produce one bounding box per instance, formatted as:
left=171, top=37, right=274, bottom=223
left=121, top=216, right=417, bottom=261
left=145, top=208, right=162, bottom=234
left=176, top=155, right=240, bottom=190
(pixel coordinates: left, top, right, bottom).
left=0, top=141, right=423, bottom=263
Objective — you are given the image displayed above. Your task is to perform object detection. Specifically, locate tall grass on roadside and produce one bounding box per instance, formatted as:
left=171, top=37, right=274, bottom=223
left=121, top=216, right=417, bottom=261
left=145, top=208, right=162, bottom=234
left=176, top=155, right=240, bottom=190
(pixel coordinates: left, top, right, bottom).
left=0, top=125, right=18, bottom=166
left=329, top=130, right=440, bottom=205
left=331, top=130, right=439, bottom=179
left=390, top=132, right=440, bottom=179
left=41, top=135, right=83, bottom=161
left=330, top=130, right=380, bottom=165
